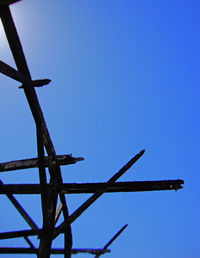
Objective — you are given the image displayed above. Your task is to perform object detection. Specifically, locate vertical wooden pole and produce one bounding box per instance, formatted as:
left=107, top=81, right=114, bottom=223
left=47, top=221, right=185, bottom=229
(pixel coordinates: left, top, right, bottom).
left=37, top=125, right=58, bottom=258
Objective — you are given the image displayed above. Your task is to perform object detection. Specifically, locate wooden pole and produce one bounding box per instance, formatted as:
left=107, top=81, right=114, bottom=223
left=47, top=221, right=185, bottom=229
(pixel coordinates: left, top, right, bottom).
left=37, top=125, right=55, bottom=258
left=0, top=180, right=38, bottom=230
left=0, top=247, right=110, bottom=255
left=53, top=150, right=145, bottom=239
left=0, top=229, right=41, bottom=239
left=95, top=224, right=128, bottom=258
left=0, top=60, right=26, bottom=82
left=0, top=5, right=61, bottom=159
left=24, top=236, right=35, bottom=249
left=0, top=155, right=84, bottom=173
left=0, top=180, right=184, bottom=195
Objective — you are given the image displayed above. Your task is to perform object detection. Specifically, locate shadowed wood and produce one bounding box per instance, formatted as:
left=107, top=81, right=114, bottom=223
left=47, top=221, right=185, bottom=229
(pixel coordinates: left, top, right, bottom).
left=0, top=180, right=38, bottom=230
left=0, top=180, right=184, bottom=194
left=0, top=229, right=41, bottom=239
left=0, top=247, right=110, bottom=255
left=0, top=1, right=185, bottom=257
left=37, top=125, right=54, bottom=258
left=0, top=5, right=61, bottom=161
left=0, top=6, right=72, bottom=257
left=0, top=155, right=84, bottom=172
left=24, top=236, right=35, bottom=249
left=0, top=0, right=21, bottom=6
left=0, top=60, right=26, bottom=82
left=19, top=79, right=51, bottom=88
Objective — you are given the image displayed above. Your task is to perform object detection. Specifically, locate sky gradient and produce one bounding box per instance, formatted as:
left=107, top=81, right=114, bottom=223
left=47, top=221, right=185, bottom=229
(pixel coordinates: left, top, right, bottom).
left=0, top=0, right=199, bottom=257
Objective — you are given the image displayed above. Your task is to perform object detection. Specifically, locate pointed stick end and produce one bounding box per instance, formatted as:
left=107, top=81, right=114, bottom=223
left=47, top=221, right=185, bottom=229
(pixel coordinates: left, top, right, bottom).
left=135, top=149, right=145, bottom=160
left=136, top=149, right=145, bottom=159
left=120, top=224, right=128, bottom=233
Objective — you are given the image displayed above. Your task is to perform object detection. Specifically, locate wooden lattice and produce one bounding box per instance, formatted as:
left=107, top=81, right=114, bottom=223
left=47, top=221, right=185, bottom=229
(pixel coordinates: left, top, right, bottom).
left=0, top=1, right=184, bottom=257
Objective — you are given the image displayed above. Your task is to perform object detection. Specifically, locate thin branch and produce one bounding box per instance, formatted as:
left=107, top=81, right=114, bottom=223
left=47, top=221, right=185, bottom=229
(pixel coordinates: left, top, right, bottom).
left=94, top=224, right=128, bottom=258
left=0, top=180, right=38, bottom=230
left=24, top=236, right=35, bottom=249
left=103, top=224, right=128, bottom=249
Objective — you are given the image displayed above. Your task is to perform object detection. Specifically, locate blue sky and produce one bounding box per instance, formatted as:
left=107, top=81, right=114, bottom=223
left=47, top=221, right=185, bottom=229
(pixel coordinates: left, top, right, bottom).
left=0, top=0, right=200, bottom=257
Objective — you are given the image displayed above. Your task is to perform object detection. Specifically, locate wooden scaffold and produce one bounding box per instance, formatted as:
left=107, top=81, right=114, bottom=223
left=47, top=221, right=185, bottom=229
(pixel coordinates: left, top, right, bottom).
left=0, top=1, right=184, bottom=257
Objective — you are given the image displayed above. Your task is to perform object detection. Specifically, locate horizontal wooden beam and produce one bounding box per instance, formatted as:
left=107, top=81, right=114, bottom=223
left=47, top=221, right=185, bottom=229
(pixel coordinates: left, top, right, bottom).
left=0, top=247, right=110, bottom=255
left=0, top=229, right=41, bottom=240
left=0, top=180, right=184, bottom=195
left=0, top=155, right=84, bottom=172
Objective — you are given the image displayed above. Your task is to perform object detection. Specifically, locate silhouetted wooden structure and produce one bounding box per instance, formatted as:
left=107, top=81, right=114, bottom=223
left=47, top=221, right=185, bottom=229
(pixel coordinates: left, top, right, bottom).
left=0, top=1, right=184, bottom=257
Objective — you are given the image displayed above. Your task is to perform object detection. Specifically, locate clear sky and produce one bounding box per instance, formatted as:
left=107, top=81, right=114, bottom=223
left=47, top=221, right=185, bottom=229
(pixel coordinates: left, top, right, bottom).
left=0, top=0, right=199, bottom=257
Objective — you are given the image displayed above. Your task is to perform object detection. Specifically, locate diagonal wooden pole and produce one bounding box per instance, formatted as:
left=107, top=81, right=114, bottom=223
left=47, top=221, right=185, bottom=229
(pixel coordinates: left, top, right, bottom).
left=24, top=236, right=35, bottom=249
left=53, top=150, right=145, bottom=239
left=94, top=224, right=128, bottom=258
left=0, top=180, right=38, bottom=230
left=0, top=60, right=26, bottom=82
